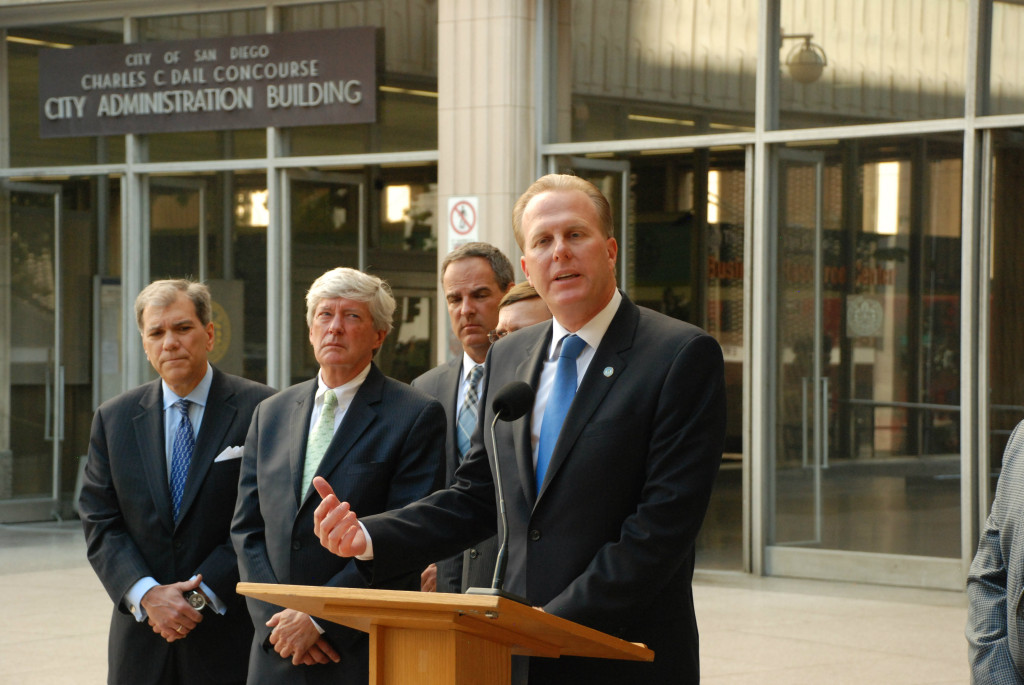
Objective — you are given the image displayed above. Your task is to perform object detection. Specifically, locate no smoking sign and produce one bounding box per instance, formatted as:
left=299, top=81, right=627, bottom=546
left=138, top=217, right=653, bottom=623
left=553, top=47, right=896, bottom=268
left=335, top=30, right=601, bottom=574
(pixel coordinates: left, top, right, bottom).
left=447, top=196, right=479, bottom=244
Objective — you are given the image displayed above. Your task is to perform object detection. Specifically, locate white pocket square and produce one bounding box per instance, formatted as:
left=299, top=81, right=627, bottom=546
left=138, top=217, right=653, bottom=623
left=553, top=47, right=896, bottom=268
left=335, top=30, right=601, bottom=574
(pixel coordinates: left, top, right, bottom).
left=213, top=446, right=244, bottom=462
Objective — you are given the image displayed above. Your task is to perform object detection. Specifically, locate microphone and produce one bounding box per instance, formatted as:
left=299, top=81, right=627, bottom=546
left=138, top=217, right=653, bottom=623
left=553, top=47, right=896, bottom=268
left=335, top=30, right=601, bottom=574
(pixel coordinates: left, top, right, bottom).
left=491, top=380, right=534, bottom=422
left=466, top=381, right=534, bottom=605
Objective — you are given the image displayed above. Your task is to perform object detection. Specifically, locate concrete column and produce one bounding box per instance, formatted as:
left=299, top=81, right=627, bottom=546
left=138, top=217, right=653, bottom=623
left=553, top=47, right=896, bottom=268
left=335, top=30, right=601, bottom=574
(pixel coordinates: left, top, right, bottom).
left=433, top=1, right=537, bottom=362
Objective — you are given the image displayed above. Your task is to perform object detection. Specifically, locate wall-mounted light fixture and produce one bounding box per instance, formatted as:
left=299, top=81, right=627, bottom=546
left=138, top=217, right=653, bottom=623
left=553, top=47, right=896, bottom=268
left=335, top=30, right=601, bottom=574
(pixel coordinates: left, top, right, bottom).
left=781, top=31, right=828, bottom=84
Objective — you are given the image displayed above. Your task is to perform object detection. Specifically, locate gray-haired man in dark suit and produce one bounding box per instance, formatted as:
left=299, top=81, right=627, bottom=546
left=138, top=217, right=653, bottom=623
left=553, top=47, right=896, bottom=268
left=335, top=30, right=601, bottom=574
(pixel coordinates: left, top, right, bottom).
left=231, top=267, right=444, bottom=685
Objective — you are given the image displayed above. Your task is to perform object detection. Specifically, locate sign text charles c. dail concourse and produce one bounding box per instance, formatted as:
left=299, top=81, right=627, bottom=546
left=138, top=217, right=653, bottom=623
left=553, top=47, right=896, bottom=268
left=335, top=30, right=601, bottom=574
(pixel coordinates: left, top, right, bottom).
left=38, top=27, right=378, bottom=138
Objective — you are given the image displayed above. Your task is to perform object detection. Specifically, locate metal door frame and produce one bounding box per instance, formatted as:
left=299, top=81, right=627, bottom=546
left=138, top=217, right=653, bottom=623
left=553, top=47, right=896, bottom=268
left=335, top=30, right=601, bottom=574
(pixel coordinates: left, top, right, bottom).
left=771, top=149, right=826, bottom=547
left=0, top=180, right=63, bottom=521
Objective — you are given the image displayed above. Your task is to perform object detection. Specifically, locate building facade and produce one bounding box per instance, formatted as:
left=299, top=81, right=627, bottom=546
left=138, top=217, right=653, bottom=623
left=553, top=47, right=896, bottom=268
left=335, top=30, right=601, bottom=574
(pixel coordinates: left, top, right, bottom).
left=0, top=0, right=1019, bottom=591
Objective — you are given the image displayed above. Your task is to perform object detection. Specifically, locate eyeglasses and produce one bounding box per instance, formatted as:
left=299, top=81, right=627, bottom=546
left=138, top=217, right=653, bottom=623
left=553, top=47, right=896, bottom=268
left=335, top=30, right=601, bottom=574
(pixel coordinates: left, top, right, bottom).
left=487, top=329, right=509, bottom=344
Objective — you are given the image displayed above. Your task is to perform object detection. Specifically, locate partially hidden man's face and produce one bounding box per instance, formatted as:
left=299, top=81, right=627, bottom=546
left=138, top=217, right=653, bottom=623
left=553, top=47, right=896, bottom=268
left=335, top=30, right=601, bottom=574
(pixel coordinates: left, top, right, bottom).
left=495, top=297, right=551, bottom=338
left=141, top=292, right=214, bottom=394
left=520, top=189, right=617, bottom=326
left=443, top=256, right=507, bottom=362
left=308, top=297, right=386, bottom=386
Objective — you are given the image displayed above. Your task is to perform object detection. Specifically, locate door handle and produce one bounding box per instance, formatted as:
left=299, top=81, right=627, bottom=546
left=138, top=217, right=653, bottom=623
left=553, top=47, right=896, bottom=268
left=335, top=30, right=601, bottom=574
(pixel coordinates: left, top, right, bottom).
left=58, top=365, right=66, bottom=441
left=821, top=376, right=829, bottom=469
left=44, top=366, right=53, bottom=441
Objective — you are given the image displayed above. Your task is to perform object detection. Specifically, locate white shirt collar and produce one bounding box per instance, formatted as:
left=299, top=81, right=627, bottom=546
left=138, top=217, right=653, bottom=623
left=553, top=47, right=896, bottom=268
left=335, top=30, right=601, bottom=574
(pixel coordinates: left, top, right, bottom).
left=547, top=289, right=622, bottom=359
left=461, top=351, right=483, bottom=381
left=316, top=362, right=372, bottom=402
left=162, top=363, right=213, bottom=408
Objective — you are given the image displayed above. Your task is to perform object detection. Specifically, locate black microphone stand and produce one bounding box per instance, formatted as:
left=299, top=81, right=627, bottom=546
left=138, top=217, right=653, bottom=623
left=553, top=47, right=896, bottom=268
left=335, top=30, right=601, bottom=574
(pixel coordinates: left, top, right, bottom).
left=465, top=410, right=529, bottom=605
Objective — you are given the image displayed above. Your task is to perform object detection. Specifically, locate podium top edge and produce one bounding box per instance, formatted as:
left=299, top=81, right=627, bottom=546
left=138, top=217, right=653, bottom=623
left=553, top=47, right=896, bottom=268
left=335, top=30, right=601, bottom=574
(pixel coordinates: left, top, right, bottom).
left=237, top=583, right=654, bottom=662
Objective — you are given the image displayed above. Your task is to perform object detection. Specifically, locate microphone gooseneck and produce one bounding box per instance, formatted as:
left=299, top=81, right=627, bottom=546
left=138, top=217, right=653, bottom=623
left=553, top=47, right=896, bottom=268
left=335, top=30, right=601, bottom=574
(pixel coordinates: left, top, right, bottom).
left=466, top=381, right=534, bottom=605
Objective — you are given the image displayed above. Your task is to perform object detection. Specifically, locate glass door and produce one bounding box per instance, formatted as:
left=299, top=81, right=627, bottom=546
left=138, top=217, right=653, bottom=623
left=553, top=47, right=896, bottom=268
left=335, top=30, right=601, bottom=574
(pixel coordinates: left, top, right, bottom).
left=1, top=182, right=63, bottom=521
left=768, top=137, right=964, bottom=586
left=772, top=150, right=827, bottom=547
left=284, top=168, right=438, bottom=387
left=286, top=170, right=365, bottom=386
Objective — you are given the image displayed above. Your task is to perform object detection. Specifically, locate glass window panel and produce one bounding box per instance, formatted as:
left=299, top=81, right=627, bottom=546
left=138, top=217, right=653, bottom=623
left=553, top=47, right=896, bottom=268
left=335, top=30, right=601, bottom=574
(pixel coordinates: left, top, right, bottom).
left=136, top=10, right=266, bottom=162
left=556, top=0, right=757, bottom=144
left=288, top=164, right=437, bottom=387
left=7, top=24, right=125, bottom=167
left=777, top=1, right=967, bottom=129
left=148, top=172, right=268, bottom=383
left=280, top=1, right=438, bottom=155
left=987, top=128, right=1024, bottom=503
left=988, top=2, right=1024, bottom=115
left=772, top=135, right=962, bottom=557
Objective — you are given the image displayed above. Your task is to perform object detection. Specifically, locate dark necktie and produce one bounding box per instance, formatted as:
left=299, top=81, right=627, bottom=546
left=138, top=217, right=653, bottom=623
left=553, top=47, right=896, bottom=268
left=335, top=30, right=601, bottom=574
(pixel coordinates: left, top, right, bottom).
left=456, top=365, right=484, bottom=460
left=536, top=334, right=587, bottom=494
left=169, top=399, right=195, bottom=522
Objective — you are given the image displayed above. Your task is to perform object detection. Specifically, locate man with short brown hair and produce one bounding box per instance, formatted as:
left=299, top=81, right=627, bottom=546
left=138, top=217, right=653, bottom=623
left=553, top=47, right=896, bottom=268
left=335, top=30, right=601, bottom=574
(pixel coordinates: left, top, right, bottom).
left=315, top=175, right=726, bottom=684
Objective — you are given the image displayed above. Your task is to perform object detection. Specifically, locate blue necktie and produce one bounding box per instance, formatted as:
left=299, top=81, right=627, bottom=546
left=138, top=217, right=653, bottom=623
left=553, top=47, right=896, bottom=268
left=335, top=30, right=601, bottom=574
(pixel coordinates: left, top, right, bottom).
left=536, top=334, right=587, bottom=494
left=456, top=365, right=484, bottom=461
left=169, top=399, right=195, bottom=522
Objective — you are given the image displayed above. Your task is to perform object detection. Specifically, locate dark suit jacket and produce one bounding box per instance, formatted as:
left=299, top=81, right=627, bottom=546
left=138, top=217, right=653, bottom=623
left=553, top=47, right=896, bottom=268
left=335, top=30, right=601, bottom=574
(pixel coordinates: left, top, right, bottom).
left=231, top=362, right=445, bottom=685
left=79, top=367, right=274, bottom=685
left=411, top=357, right=498, bottom=593
left=362, top=294, right=725, bottom=685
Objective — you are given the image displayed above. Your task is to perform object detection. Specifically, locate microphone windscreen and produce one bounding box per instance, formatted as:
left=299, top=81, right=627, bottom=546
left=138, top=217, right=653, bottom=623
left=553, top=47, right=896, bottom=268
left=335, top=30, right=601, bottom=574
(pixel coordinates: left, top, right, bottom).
left=491, top=381, right=534, bottom=421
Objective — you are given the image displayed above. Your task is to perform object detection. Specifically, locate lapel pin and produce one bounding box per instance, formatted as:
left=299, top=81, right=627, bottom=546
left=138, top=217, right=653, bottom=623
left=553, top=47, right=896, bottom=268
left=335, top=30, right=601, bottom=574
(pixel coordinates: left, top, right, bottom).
left=603, top=366, right=614, bottom=377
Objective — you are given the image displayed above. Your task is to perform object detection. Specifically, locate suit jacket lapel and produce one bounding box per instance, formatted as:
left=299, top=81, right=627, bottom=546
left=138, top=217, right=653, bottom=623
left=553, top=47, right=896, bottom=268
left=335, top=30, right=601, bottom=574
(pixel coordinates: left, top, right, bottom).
left=537, top=296, right=638, bottom=502
left=290, top=380, right=317, bottom=506
left=298, top=365, right=382, bottom=509
left=133, top=380, right=174, bottom=530
left=442, top=358, right=463, bottom=479
left=176, top=369, right=235, bottom=526
left=514, top=324, right=551, bottom=510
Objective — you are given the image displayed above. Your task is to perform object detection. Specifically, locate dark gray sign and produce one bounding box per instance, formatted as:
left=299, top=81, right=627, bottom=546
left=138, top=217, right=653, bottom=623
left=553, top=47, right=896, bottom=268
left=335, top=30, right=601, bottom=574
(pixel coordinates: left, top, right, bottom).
left=38, top=27, right=378, bottom=138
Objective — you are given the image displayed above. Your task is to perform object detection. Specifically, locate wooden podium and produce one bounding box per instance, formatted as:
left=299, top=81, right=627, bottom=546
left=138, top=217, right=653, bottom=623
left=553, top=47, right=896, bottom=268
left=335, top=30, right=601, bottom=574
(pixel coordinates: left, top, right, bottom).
left=238, top=583, right=653, bottom=685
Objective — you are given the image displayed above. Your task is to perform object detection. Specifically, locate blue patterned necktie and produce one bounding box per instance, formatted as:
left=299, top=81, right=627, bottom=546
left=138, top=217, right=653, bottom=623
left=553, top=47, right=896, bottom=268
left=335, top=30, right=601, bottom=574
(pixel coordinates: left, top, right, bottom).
left=169, top=399, right=195, bottom=522
left=536, top=334, right=587, bottom=494
left=456, top=365, right=484, bottom=461
left=302, top=389, right=339, bottom=495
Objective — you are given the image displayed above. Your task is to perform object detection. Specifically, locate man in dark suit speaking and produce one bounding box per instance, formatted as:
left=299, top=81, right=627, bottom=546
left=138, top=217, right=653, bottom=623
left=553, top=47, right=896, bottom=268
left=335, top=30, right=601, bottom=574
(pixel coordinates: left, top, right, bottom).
left=231, top=267, right=444, bottom=685
left=313, top=175, right=726, bottom=684
left=79, top=279, right=275, bottom=685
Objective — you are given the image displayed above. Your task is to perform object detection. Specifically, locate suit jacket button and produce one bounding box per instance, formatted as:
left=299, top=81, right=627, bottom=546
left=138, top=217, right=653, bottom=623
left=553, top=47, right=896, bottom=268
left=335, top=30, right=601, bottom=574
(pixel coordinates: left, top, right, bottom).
left=529, top=529, right=541, bottom=541
left=469, top=549, right=479, bottom=559
left=173, top=540, right=183, bottom=550
left=292, top=540, right=301, bottom=551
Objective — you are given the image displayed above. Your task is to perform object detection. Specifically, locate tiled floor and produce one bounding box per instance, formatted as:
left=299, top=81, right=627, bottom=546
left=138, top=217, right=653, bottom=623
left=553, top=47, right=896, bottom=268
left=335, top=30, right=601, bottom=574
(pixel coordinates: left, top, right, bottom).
left=0, top=521, right=969, bottom=684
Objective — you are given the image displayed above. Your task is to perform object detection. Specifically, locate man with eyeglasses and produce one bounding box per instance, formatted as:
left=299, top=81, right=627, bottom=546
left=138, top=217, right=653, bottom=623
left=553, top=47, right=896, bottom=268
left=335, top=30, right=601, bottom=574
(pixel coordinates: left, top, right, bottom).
left=412, top=242, right=514, bottom=594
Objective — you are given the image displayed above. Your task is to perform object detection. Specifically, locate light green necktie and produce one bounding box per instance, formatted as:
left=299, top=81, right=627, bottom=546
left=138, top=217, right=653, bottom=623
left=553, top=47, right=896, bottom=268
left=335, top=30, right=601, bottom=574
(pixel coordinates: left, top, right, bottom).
left=302, top=389, right=338, bottom=495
